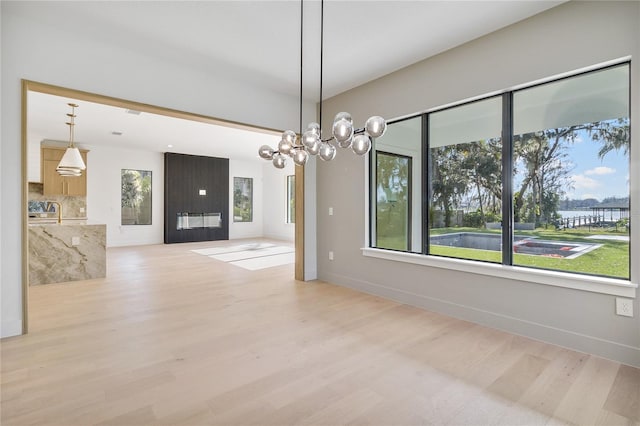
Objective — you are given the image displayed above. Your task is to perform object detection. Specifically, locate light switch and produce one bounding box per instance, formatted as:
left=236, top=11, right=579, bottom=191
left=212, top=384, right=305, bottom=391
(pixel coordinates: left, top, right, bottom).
left=199, top=189, right=207, bottom=196
left=329, top=207, right=333, bottom=216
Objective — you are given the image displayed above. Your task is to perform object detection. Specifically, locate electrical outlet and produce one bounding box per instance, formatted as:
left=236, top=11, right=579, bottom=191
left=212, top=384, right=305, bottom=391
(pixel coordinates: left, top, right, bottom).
left=80, top=207, right=85, bottom=213
left=616, top=297, right=633, bottom=317
left=329, top=207, right=333, bottom=216
left=329, top=251, right=334, bottom=261
left=71, top=236, right=80, bottom=246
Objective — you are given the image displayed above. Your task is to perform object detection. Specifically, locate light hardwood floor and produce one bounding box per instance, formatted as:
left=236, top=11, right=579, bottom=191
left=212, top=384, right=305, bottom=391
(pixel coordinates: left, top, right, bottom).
left=2, top=240, right=638, bottom=425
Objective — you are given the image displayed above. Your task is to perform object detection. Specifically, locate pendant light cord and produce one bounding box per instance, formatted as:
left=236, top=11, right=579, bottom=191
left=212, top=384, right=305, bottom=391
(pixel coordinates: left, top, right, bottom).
left=299, top=0, right=303, bottom=138
left=319, top=0, right=324, bottom=133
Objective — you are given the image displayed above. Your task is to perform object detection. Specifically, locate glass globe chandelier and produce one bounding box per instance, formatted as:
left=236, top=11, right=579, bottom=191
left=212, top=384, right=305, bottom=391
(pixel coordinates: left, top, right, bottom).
left=56, top=103, right=86, bottom=176
left=258, top=0, right=387, bottom=168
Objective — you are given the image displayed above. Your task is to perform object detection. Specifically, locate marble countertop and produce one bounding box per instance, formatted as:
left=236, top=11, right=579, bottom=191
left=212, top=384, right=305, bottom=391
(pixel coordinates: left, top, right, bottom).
left=28, top=220, right=106, bottom=285
left=28, top=218, right=104, bottom=226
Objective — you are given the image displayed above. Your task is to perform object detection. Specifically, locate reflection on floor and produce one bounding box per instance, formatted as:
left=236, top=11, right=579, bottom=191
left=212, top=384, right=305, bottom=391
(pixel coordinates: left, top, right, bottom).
left=191, top=241, right=294, bottom=270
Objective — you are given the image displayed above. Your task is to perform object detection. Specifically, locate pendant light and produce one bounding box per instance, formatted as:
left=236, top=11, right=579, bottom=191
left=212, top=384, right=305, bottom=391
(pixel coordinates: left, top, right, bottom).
left=258, top=0, right=387, bottom=168
left=56, top=103, right=86, bottom=177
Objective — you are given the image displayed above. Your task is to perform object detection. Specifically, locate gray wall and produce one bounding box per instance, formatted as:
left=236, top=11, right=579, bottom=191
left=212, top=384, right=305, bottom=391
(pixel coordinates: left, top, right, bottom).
left=318, top=1, right=640, bottom=367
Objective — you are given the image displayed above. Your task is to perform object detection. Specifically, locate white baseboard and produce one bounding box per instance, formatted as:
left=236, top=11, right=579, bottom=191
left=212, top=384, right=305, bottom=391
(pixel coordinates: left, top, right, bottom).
left=322, top=271, right=640, bottom=368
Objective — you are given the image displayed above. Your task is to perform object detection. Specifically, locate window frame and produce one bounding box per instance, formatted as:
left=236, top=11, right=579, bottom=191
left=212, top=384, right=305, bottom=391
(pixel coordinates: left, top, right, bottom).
left=365, top=60, right=636, bottom=298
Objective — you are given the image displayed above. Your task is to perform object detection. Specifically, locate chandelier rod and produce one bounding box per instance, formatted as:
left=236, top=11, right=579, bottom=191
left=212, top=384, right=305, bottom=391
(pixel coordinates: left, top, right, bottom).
left=257, top=0, right=386, bottom=167
left=319, top=0, right=324, bottom=134
left=299, top=0, right=304, bottom=138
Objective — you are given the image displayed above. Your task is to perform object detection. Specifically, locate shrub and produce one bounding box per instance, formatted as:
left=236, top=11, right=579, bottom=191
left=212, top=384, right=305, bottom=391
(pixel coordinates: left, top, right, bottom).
left=462, top=210, right=501, bottom=228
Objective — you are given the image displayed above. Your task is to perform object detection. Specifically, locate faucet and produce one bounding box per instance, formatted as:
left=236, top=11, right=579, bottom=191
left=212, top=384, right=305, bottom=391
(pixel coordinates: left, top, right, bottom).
left=47, top=201, right=62, bottom=224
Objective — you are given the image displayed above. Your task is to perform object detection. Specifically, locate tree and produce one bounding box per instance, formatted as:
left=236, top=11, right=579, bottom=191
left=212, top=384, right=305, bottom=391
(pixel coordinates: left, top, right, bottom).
left=460, top=138, right=502, bottom=227
left=431, top=145, right=468, bottom=227
left=589, top=118, right=630, bottom=159
left=512, top=118, right=629, bottom=226
left=121, top=170, right=143, bottom=208
left=431, top=117, right=628, bottom=229
left=376, top=153, right=410, bottom=242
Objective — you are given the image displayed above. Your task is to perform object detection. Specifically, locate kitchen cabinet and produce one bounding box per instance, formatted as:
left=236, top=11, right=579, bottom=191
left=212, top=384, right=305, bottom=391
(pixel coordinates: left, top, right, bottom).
left=41, top=147, right=88, bottom=196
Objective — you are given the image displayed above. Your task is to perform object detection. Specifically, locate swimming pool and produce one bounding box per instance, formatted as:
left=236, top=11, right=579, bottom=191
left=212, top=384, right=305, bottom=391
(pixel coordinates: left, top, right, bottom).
left=430, top=232, right=602, bottom=259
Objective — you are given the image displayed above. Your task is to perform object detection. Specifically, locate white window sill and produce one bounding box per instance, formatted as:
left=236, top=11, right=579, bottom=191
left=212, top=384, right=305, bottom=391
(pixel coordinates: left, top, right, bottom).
left=361, top=247, right=637, bottom=298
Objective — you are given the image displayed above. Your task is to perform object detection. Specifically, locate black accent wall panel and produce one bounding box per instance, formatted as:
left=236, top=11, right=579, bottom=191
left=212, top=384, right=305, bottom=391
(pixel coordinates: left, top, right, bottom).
left=164, top=153, right=229, bottom=243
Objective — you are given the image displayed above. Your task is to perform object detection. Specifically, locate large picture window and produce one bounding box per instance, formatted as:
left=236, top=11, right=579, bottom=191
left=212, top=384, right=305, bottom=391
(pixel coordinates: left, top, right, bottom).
left=512, top=65, right=630, bottom=278
left=370, top=63, right=630, bottom=280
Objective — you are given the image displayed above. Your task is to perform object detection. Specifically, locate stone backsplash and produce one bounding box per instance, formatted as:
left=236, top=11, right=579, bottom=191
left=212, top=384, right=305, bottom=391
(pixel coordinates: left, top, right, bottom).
left=28, top=182, right=87, bottom=218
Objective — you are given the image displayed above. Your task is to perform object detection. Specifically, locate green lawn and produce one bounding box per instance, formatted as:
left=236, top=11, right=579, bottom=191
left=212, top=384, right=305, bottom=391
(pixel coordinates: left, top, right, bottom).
left=376, top=235, right=409, bottom=251
left=377, top=227, right=630, bottom=279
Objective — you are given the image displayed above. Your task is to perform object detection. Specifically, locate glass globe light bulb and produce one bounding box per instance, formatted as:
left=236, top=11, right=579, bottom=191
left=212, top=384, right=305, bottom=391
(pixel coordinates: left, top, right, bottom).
left=352, top=134, right=372, bottom=156
left=272, top=153, right=286, bottom=169
left=278, top=138, right=293, bottom=155
left=332, top=118, right=353, bottom=143
left=292, top=148, right=309, bottom=166
left=319, top=142, right=337, bottom=161
left=306, top=122, right=320, bottom=136
left=365, top=116, right=387, bottom=138
left=306, top=140, right=321, bottom=156
left=337, top=134, right=353, bottom=149
left=302, top=130, right=320, bottom=148
left=334, top=112, right=352, bottom=123
left=258, top=145, right=274, bottom=160
left=282, top=130, right=297, bottom=145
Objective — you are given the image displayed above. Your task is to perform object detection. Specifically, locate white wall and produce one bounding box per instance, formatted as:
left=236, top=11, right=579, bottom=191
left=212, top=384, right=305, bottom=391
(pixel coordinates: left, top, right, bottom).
left=86, top=145, right=164, bottom=247
left=262, top=161, right=295, bottom=242
left=318, top=1, right=640, bottom=367
left=26, top=134, right=45, bottom=183
left=229, top=159, right=264, bottom=240
left=1, top=3, right=310, bottom=337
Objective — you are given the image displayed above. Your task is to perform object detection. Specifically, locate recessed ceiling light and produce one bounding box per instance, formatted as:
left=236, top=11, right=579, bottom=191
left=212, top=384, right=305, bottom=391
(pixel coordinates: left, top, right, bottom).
left=125, top=109, right=141, bottom=115
left=167, top=144, right=173, bottom=148
left=111, top=131, right=123, bottom=136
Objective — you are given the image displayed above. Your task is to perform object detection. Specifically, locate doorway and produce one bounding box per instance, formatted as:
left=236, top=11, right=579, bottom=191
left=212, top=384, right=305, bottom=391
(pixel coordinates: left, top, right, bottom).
left=21, top=80, right=305, bottom=333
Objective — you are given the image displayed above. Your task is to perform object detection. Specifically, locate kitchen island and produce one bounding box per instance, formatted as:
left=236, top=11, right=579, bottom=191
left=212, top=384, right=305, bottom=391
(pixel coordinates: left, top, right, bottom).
left=28, top=221, right=106, bottom=285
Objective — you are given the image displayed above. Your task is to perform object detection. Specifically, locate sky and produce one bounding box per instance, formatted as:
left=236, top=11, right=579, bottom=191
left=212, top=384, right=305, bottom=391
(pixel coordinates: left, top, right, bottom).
left=511, top=127, right=630, bottom=204
left=564, top=131, right=629, bottom=201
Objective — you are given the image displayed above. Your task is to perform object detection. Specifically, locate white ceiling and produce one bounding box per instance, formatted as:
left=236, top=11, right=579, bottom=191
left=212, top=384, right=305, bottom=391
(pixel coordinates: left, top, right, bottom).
left=28, top=91, right=282, bottom=161
left=24, top=0, right=565, bottom=159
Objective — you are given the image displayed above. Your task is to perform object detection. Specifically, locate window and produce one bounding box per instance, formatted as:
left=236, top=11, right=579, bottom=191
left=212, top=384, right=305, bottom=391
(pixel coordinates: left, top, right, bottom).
left=286, top=175, right=295, bottom=224
left=375, top=151, right=412, bottom=251
left=121, top=169, right=152, bottom=225
left=370, top=63, right=630, bottom=280
left=233, top=177, right=253, bottom=222
left=512, top=65, right=630, bottom=278
left=371, top=116, right=422, bottom=252
left=429, top=97, right=502, bottom=262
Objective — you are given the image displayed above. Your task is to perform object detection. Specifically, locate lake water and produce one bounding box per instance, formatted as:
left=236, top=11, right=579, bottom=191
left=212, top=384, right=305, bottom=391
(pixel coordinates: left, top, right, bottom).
left=558, top=210, right=624, bottom=220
